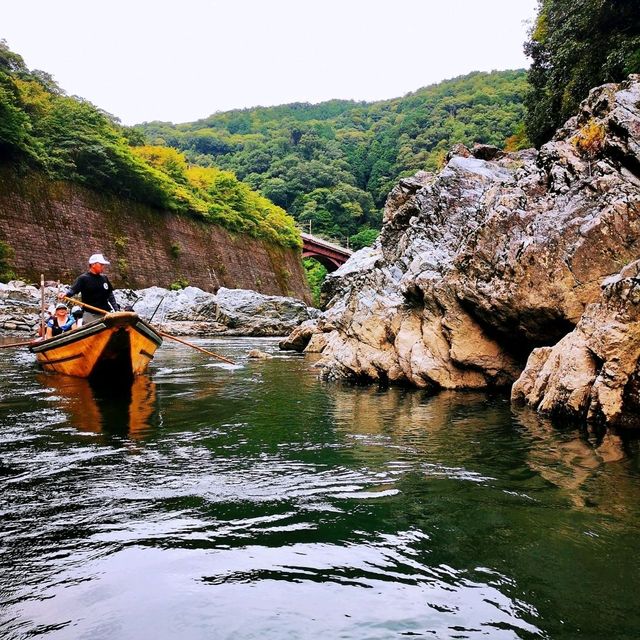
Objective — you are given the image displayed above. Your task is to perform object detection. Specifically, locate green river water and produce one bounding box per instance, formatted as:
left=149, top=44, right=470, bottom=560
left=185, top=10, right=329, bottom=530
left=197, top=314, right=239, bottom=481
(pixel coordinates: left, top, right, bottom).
left=1, top=337, right=639, bottom=640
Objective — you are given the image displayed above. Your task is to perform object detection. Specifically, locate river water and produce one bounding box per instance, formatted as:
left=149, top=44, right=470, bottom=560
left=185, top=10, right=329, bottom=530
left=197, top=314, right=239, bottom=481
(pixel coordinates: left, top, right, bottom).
left=1, top=337, right=639, bottom=640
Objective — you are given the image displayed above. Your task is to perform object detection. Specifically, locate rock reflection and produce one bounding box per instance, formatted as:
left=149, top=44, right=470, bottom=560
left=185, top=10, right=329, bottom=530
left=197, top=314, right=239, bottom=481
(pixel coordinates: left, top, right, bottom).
left=514, top=405, right=637, bottom=513
left=329, top=385, right=510, bottom=462
left=331, top=386, right=495, bottom=435
left=38, top=374, right=158, bottom=438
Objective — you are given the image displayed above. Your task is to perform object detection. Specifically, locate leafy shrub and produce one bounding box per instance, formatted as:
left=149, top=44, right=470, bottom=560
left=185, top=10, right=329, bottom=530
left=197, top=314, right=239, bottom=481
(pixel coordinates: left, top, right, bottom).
left=170, top=277, right=189, bottom=290
left=350, top=227, right=379, bottom=250
left=0, top=240, right=15, bottom=281
left=303, top=258, right=328, bottom=308
left=572, top=119, right=606, bottom=159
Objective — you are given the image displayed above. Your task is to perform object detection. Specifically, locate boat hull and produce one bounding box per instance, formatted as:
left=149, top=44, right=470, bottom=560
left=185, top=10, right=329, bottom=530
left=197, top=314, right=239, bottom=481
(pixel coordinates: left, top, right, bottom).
left=30, top=312, right=162, bottom=379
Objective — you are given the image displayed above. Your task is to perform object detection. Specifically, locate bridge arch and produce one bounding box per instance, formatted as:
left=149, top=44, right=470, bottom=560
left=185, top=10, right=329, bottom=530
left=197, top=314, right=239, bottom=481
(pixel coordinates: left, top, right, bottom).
left=301, top=251, right=343, bottom=272
left=301, top=232, right=352, bottom=273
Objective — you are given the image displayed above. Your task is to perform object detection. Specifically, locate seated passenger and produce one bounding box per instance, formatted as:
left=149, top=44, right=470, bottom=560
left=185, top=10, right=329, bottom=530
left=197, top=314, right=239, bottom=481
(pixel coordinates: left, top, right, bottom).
left=45, top=303, right=76, bottom=339
left=71, top=305, right=84, bottom=328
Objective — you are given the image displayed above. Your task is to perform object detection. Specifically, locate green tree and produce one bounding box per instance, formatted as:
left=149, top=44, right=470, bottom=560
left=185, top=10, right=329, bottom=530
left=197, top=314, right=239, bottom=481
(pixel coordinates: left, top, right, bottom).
left=525, top=0, right=640, bottom=146
left=350, top=227, right=379, bottom=250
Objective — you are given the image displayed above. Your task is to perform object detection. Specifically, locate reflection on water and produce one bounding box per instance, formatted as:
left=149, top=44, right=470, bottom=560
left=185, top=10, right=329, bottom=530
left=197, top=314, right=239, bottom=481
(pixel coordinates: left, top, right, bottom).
left=36, top=373, right=159, bottom=439
left=0, top=338, right=639, bottom=640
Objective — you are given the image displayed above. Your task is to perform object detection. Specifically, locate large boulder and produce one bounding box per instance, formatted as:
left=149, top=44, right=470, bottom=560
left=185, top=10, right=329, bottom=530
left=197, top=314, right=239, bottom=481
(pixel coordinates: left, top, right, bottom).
left=117, top=286, right=224, bottom=335
left=512, top=260, right=640, bottom=429
left=121, top=286, right=315, bottom=336
left=292, top=76, right=640, bottom=396
left=214, top=287, right=316, bottom=336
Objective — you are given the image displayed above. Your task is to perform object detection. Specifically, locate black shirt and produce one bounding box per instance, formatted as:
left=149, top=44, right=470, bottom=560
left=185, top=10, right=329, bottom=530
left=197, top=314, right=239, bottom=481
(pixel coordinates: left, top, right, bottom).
left=67, top=272, right=118, bottom=313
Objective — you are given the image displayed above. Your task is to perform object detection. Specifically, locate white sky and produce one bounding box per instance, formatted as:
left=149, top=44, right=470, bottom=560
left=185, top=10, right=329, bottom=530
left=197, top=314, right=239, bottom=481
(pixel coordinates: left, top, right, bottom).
left=3, top=0, right=538, bottom=125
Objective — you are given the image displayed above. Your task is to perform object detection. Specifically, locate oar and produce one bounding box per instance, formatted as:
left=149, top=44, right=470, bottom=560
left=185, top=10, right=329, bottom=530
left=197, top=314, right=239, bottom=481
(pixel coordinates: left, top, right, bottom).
left=0, top=339, right=37, bottom=349
left=148, top=295, right=165, bottom=323
left=156, top=331, right=236, bottom=364
left=63, top=296, right=235, bottom=365
left=62, top=297, right=111, bottom=316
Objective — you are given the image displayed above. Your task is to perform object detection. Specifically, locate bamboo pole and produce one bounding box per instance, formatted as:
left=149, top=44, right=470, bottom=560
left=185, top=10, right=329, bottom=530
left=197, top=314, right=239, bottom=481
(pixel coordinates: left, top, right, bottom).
left=63, top=296, right=235, bottom=365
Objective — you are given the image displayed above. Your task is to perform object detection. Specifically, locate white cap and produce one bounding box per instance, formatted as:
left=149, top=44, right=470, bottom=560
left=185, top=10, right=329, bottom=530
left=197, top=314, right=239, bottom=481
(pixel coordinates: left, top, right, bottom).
left=88, top=253, right=110, bottom=265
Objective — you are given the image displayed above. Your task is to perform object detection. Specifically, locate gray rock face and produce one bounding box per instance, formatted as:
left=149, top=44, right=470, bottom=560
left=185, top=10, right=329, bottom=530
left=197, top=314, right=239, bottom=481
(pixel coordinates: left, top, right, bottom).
left=116, top=286, right=225, bottom=336
left=512, top=260, right=640, bottom=429
left=292, top=76, right=640, bottom=402
left=214, top=287, right=317, bottom=336
left=120, top=286, right=315, bottom=336
left=0, top=283, right=314, bottom=337
left=0, top=281, right=59, bottom=335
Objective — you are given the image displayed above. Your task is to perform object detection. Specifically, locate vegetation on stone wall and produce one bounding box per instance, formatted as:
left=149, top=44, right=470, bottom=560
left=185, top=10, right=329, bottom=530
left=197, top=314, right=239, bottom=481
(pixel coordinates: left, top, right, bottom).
left=0, top=41, right=300, bottom=249
left=0, top=240, right=15, bottom=281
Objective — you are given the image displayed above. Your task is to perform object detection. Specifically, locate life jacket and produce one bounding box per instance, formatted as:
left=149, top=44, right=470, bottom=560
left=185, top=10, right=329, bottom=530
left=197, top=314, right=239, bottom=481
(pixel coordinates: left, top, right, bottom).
left=47, top=315, right=74, bottom=337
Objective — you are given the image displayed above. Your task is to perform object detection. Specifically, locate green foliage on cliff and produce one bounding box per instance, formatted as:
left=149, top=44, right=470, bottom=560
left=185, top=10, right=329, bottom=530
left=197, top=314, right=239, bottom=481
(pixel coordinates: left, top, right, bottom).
left=525, top=0, right=640, bottom=146
left=137, top=70, right=529, bottom=244
left=0, top=240, right=15, bottom=281
left=303, top=258, right=327, bottom=308
left=0, top=41, right=300, bottom=249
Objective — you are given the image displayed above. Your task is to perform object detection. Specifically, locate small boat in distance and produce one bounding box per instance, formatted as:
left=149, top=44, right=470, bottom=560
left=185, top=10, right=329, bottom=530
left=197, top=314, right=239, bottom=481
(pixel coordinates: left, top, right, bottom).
left=30, top=312, right=163, bottom=380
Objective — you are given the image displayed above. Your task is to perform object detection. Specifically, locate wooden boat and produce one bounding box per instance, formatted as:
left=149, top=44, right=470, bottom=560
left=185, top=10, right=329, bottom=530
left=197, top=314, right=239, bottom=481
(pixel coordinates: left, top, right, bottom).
left=30, top=312, right=163, bottom=379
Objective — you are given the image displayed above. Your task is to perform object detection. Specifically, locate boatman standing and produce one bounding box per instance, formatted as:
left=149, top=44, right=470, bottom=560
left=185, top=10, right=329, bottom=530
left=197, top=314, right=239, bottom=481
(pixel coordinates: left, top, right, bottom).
left=59, top=253, right=120, bottom=323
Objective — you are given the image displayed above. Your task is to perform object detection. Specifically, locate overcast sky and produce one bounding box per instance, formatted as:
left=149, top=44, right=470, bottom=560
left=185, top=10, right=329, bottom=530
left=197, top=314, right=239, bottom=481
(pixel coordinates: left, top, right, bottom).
left=3, top=0, right=538, bottom=125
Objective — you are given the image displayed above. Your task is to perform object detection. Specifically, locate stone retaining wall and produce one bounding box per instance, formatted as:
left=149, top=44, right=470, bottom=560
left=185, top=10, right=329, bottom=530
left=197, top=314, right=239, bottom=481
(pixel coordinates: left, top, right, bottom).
left=0, top=166, right=311, bottom=304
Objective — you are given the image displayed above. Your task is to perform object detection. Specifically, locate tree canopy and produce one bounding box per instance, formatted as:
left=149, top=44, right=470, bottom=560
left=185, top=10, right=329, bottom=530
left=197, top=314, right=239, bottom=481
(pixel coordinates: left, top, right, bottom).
left=0, top=39, right=533, bottom=252
left=137, top=70, right=529, bottom=246
left=525, top=0, right=640, bottom=146
left=0, top=41, right=300, bottom=248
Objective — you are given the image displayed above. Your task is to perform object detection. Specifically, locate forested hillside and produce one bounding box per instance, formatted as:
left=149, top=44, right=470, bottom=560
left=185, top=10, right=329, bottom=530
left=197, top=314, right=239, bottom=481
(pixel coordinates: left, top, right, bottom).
left=137, top=70, right=529, bottom=248
left=0, top=41, right=300, bottom=249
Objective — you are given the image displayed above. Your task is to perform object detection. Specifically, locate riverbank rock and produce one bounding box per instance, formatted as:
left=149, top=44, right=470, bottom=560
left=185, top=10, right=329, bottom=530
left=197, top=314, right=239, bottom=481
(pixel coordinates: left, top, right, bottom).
left=0, top=280, right=57, bottom=335
left=214, top=287, right=318, bottom=336
left=0, top=283, right=315, bottom=337
left=284, top=76, right=640, bottom=403
left=248, top=349, right=273, bottom=359
left=512, top=260, right=640, bottom=429
left=120, top=286, right=316, bottom=336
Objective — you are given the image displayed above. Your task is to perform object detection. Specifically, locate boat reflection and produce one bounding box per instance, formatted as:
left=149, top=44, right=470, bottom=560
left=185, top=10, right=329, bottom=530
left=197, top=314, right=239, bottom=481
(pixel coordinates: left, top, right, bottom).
left=38, top=373, right=159, bottom=438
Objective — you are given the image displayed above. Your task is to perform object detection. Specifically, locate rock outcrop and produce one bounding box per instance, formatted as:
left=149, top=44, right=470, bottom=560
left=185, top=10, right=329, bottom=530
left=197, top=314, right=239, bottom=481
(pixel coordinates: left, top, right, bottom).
left=512, top=260, right=640, bottom=429
left=0, top=283, right=315, bottom=337
left=282, top=76, right=640, bottom=420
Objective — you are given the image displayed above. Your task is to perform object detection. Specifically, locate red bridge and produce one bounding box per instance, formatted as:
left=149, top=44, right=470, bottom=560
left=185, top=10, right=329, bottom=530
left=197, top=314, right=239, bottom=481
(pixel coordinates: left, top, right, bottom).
left=301, top=232, right=353, bottom=272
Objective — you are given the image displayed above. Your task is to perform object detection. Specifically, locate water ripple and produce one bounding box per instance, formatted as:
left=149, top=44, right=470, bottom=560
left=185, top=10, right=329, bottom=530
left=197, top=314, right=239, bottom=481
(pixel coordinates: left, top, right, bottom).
left=1, top=339, right=639, bottom=639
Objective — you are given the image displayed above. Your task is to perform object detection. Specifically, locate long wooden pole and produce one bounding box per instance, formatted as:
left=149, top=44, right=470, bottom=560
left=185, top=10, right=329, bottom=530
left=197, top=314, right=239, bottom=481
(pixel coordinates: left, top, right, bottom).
left=0, top=339, right=37, bottom=349
left=40, top=274, right=45, bottom=338
left=157, top=331, right=236, bottom=365
left=63, top=296, right=235, bottom=365
left=62, top=296, right=109, bottom=316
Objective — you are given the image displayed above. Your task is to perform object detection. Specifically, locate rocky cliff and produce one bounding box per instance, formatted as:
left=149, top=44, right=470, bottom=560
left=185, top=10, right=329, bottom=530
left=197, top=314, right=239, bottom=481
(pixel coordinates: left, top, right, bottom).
left=282, top=76, right=640, bottom=426
left=0, top=166, right=311, bottom=303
